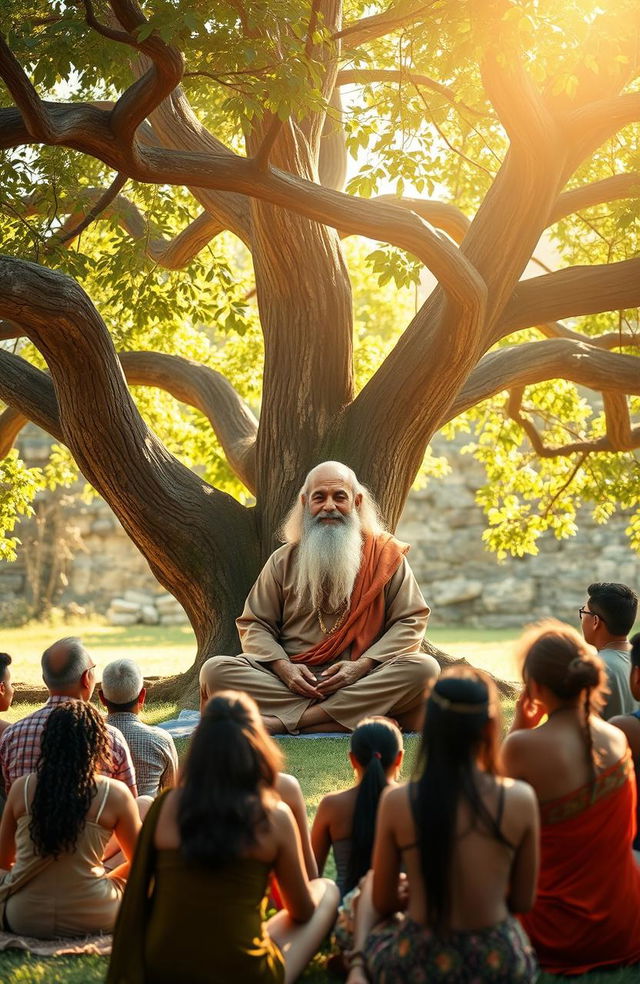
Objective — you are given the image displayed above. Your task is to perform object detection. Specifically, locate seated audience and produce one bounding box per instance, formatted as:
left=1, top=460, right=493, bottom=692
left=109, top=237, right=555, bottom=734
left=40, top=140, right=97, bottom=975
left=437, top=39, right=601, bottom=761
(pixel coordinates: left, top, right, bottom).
left=347, top=668, right=539, bottom=984
left=0, top=701, right=140, bottom=937
left=610, top=631, right=640, bottom=852
left=579, top=581, right=639, bottom=718
left=100, top=658, right=178, bottom=798
left=0, top=653, right=14, bottom=739
left=311, top=716, right=403, bottom=899
left=107, top=690, right=338, bottom=984
left=502, top=620, right=640, bottom=974
left=0, top=637, right=137, bottom=796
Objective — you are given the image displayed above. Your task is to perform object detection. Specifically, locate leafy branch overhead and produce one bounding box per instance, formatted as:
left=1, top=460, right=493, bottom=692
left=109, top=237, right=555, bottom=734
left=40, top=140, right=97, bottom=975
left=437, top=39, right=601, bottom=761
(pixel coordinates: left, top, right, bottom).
left=0, top=0, right=639, bottom=665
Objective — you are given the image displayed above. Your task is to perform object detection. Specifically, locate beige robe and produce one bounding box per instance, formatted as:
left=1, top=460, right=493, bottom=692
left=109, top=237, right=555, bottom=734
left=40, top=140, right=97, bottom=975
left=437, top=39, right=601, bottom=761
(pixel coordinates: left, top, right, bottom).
left=200, top=543, right=437, bottom=733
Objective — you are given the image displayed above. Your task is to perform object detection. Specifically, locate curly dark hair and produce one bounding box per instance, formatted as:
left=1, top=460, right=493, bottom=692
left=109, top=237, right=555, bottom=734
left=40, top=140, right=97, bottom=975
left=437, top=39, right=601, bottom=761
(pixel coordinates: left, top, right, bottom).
left=30, top=701, right=112, bottom=858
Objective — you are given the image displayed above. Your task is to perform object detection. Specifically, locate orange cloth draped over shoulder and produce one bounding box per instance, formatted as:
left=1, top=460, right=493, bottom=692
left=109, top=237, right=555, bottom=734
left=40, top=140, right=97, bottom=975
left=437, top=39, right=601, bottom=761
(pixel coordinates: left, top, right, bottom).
left=290, top=533, right=409, bottom=668
left=521, top=753, right=640, bottom=975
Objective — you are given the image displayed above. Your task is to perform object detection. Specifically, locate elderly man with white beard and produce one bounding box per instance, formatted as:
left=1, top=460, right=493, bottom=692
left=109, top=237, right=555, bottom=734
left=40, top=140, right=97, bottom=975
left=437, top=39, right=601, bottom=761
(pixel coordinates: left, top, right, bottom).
left=199, top=461, right=439, bottom=733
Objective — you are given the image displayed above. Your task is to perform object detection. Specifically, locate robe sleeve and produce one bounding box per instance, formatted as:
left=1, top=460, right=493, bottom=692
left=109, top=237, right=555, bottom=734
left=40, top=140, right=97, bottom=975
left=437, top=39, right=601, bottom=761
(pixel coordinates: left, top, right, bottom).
left=359, top=557, right=430, bottom=664
left=235, top=553, right=291, bottom=664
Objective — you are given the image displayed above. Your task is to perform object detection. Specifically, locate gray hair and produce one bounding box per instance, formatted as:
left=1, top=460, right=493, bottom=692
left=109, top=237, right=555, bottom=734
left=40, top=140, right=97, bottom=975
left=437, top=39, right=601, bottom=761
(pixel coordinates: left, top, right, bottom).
left=101, top=658, right=144, bottom=705
left=42, top=637, right=92, bottom=688
left=281, top=462, right=385, bottom=544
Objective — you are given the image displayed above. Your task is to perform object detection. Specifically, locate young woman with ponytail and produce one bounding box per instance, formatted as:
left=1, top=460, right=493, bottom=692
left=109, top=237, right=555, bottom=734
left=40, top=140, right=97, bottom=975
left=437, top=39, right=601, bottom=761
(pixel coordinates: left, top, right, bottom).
left=502, top=619, right=640, bottom=975
left=346, top=668, right=539, bottom=984
left=311, top=716, right=403, bottom=899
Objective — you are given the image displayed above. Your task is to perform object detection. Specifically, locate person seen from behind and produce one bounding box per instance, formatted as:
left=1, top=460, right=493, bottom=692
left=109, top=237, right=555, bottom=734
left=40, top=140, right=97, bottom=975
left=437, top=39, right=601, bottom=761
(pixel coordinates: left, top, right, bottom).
left=100, top=658, right=178, bottom=798
left=0, top=701, right=140, bottom=937
left=107, top=690, right=338, bottom=984
left=346, top=668, right=539, bottom=984
left=502, top=619, right=640, bottom=974
left=312, top=716, right=403, bottom=899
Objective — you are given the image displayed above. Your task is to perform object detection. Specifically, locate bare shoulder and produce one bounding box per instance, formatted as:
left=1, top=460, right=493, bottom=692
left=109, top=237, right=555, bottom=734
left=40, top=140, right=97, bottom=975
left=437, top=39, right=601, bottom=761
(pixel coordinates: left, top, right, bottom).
left=591, top=715, right=631, bottom=761
left=101, top=776, right=135, bottom=805
left=379, top=782, right=410, bottom=815
left=275, top=772, right=302, bottom=799
left=499, top=776, right=537, bottom=811
left=268, top=798, right=297, bottom=836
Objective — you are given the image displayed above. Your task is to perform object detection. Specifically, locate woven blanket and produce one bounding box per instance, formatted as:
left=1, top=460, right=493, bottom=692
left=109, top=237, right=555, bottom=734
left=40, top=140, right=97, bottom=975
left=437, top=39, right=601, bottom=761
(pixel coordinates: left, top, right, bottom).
left=0, top=930, right=111, bottom=956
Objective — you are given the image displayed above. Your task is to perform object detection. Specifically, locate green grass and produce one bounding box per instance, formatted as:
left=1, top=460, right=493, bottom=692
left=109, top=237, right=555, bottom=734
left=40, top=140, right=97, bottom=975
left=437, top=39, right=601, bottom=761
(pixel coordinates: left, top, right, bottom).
left=1, top=617, right=523, bottom=687
left=0, top=621, right=636, bottom=981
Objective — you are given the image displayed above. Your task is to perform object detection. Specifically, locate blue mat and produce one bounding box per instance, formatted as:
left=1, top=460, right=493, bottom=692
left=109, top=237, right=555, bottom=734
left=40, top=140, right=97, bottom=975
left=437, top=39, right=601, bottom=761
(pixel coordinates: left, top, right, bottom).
left=157, top=710, right=350, bottom=740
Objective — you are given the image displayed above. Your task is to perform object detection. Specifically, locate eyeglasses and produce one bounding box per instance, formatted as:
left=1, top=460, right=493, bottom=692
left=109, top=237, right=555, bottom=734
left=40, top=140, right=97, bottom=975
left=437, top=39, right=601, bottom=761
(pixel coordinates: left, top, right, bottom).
left=578, top=607, right=605, bottom=624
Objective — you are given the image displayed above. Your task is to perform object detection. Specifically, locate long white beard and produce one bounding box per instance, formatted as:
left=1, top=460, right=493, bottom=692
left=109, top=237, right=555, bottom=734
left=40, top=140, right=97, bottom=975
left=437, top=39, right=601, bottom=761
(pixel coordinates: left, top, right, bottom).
left=296, top=510, right=363, bottom=612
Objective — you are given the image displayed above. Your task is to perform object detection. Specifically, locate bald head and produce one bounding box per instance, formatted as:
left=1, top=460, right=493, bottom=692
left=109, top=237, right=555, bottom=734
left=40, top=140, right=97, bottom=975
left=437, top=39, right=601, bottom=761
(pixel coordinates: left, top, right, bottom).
left=302, top=461, right=360, bottom=497
left=42, top=637, right=94, bottom=696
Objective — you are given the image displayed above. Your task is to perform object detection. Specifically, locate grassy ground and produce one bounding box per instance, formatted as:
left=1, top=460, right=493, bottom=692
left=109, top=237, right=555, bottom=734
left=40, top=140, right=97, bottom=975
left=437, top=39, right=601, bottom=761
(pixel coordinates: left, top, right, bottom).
left=0, top=617, right=522, bottom=686
left=0, top=621, right=637, bottom=981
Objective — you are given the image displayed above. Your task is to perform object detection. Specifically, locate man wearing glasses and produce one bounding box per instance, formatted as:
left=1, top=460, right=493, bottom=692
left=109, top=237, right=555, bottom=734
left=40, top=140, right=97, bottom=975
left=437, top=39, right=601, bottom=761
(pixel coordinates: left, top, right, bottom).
left=579, top=582, right=639, bottom=719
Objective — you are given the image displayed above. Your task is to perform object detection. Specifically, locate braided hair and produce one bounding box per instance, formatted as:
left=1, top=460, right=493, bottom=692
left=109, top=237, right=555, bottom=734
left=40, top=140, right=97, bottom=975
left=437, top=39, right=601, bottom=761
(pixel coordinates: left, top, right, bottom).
left=345, top=716, right=403, bottom=893
left=519, top=619, right=605, bottom=779
left=30, top=700, right=112, bottom=858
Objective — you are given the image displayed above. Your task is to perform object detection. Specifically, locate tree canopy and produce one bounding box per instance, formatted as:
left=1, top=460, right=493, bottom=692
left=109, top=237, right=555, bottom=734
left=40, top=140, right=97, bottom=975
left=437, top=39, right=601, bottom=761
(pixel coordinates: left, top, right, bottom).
left=0, top=0, right=640, bottom=684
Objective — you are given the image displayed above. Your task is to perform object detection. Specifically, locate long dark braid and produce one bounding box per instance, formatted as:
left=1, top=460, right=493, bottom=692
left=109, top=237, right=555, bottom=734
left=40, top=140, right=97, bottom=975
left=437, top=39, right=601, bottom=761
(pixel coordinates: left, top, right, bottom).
left=30, top=701, right=112, bottom=858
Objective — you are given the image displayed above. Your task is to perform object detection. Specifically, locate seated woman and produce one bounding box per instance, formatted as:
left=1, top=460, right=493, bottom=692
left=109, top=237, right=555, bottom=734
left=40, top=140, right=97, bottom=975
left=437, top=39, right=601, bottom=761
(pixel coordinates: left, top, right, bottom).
left=311, top=716, right=403, bottom=899
left=0, top=701, right=140, bottom=937
left=347, top=668, right=539, bottom=984
left=609, top=631, right=640, bottom=854
left=502, top=620, right=640, bottom=975
left=107, top=690, right=339, bottom=984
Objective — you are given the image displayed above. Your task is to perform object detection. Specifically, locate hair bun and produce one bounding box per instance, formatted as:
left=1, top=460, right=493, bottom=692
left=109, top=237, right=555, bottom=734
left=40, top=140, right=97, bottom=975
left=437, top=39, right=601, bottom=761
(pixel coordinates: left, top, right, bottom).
left=566, top=656, right=599, bottom=690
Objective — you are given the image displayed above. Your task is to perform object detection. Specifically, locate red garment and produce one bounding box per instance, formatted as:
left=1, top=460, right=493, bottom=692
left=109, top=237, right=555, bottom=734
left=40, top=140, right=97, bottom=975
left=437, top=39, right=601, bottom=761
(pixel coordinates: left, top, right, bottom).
left=290, top=533, right=409, bottom=667
left=521, top=753, right=640, bottom=974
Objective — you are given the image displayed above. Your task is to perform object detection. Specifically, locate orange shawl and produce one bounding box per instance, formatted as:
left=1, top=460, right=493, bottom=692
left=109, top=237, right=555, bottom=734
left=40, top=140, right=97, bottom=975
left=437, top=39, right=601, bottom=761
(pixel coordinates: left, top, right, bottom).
left=521, top=753, right=640, bottom=975
left=290, top=532, right=409, bottom=668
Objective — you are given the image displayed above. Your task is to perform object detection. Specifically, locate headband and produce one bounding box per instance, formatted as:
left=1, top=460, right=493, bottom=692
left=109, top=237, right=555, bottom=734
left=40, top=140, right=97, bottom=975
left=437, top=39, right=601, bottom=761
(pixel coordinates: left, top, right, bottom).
left=430, top=690, right=490, bottom=715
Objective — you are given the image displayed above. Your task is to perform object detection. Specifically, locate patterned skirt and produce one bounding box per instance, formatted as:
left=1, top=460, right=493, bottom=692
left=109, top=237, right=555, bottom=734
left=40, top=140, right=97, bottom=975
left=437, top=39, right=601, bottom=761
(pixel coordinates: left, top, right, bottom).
left=364, top=914, right=538, bottom=983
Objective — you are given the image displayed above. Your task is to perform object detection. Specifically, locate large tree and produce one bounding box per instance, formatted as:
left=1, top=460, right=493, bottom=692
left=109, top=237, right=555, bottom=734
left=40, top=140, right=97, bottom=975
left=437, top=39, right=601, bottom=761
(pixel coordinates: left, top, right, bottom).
left=1, top=0, right=640, bottom=698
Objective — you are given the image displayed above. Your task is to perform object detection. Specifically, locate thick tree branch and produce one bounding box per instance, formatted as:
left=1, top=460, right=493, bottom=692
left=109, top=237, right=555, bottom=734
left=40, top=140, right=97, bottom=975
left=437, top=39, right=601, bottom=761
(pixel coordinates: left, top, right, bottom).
left=567, top=92, right=640, bottom=175
left=0, top=255, right=254, bottom=642
left=499, top=258, right=640, bottom=340
left=368, top=196, right=470, bottom=243
left=0, top=99, right=484, bottom=312
left=549, top=173, right=640, bottom=227
left=119, top=352, right=258, bottom=493
left=0, top=348, right=258, bottom=493
left=335, top=0, right=435, bottom=46
left=0, top=33, right=55, bottom=141
left=0, top=349, right=63, bottom=455
left=445, top=340, right=640, bottom=423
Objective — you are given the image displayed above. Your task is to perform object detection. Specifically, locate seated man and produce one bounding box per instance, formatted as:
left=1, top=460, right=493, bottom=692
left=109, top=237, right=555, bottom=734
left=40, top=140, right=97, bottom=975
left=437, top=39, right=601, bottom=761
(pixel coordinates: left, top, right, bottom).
left=0, top=636, right=137, bottom=796
left=100, top=658, right=178, bottom=797
left=580, top=582, right=639, bottom=719
left=200, top=461, right=439, bottom=734
left=0, top=652, right=14, bottom=739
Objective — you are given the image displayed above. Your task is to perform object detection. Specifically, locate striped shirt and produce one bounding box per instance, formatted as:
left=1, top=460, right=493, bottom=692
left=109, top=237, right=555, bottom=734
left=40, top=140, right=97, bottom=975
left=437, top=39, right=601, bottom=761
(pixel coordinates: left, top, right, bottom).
left=106, top=712, right=178, bottom=797
left=0, top=696, right=137, bottom=795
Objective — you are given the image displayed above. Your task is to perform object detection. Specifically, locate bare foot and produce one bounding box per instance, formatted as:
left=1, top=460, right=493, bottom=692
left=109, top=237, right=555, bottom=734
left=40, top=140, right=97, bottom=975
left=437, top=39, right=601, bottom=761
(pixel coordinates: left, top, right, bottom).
left=346, top=968, right=369, bottom=984
left=262, top=715, right=286, bottom=735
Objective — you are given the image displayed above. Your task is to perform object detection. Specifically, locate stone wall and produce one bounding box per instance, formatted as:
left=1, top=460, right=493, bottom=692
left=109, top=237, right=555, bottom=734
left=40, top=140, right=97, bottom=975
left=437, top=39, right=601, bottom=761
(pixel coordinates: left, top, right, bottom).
left=1, top=429, right=639, bottom=628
